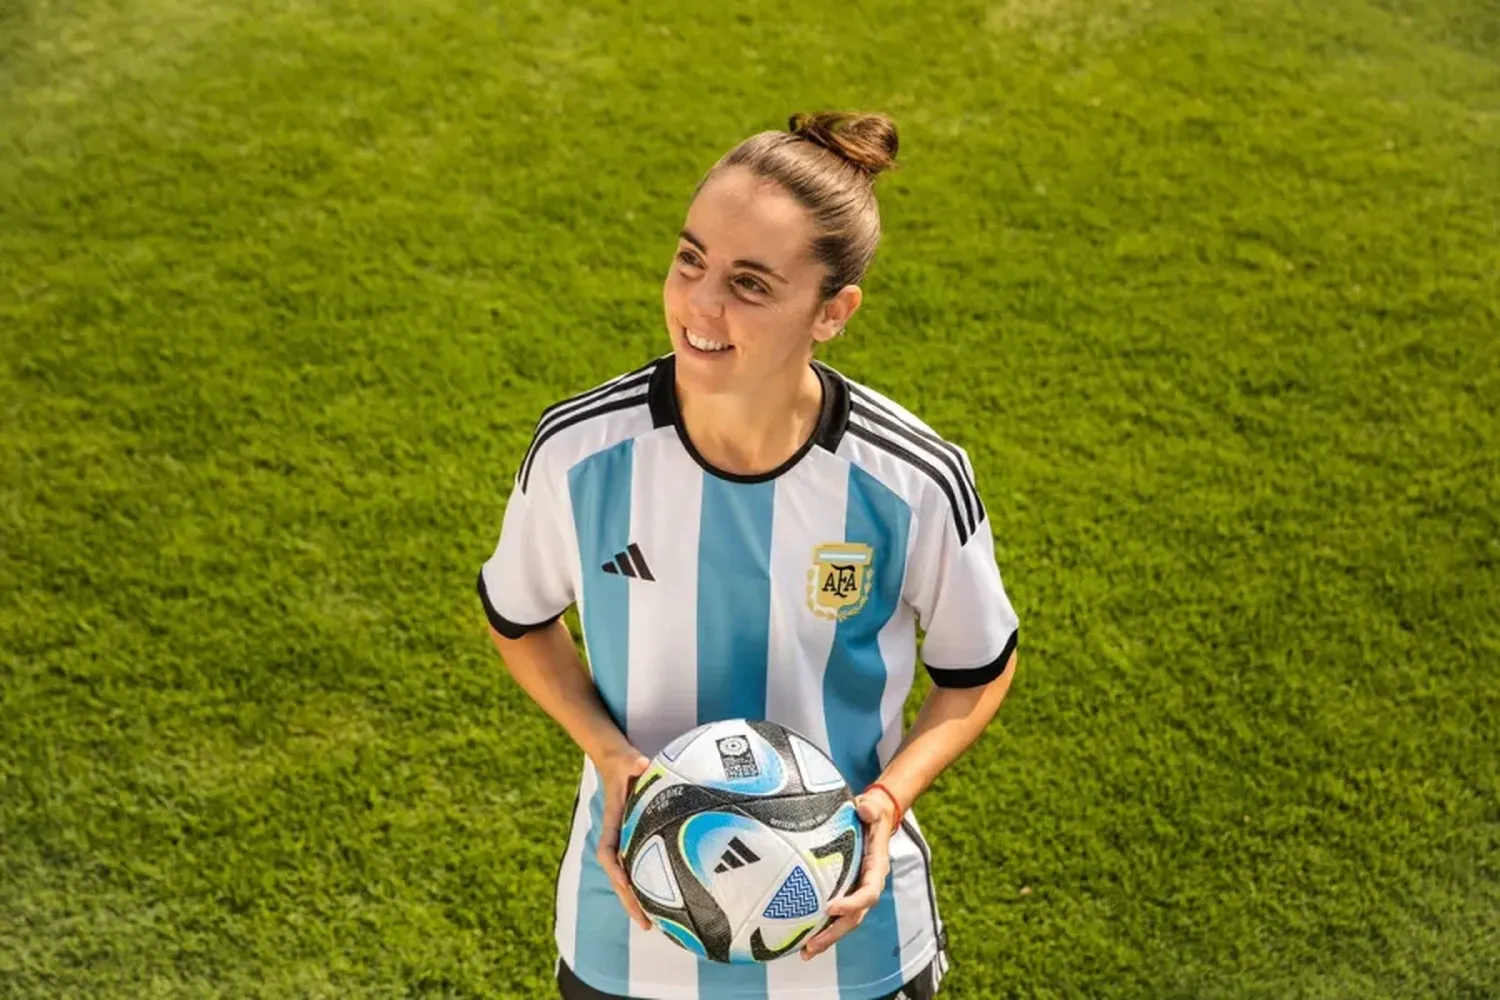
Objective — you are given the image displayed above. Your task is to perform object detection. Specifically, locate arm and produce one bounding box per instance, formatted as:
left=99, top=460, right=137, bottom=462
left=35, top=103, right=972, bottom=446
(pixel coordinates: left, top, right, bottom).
left=487, top=620, right=653, bottom=930
left=802, top=653, right=1016, bottom=959
left=872, top=649, right=1017, bottom=815
left=487, top=619, right=635, bottom=767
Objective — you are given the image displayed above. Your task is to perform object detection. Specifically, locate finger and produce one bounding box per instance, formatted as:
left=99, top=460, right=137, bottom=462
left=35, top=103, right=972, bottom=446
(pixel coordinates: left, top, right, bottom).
left=826, top=851, right=886, bottom=915
left=612, top=880, right=652, bottom=930
left=828, top=832, right=892, bottom=917
left=854, top=796, right=888, bottom=828
left=826, top=864, right=887, bottom=917
left=865, top=810, right=895, bottom=880
left=597, top=845, right=652, bottom=930
left=800, top=911, right=866, bottom=959
left=598, top=826, right=620, bottom=860
left=598, top=797, right=624, bottom=854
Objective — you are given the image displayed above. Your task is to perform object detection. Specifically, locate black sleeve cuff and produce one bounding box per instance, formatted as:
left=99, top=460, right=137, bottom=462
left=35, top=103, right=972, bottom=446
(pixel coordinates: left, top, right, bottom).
left=476, top=569, right=564, bottom=640
left=924, top=628, right=1018, bottom=689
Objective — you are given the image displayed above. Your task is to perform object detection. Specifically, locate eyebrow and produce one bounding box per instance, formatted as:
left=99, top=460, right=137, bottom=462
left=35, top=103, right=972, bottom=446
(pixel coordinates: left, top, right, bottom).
left=678, top=229, right=790, bottom=285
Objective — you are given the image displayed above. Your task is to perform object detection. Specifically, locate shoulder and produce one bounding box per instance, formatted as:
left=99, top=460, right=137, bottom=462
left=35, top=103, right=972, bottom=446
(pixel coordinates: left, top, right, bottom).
left=827, top=366, right=987, bottom=546
left=514, top=355, right=668, bottom=495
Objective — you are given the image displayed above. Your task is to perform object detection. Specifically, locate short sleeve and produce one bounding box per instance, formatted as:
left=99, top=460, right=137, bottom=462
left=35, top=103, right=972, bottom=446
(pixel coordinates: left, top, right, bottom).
left=476, top=464, right=577, bottom=639
left=905, top=482, right=1020, bottom=688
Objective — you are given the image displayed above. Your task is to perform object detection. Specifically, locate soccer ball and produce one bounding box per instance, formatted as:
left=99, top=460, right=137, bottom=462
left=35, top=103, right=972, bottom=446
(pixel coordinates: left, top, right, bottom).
left=619, top=719, right=865, bottom=964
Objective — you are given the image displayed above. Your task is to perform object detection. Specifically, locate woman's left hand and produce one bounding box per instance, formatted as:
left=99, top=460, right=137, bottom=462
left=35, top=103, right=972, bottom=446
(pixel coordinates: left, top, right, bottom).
left=799, top=790, right=898, bottom=960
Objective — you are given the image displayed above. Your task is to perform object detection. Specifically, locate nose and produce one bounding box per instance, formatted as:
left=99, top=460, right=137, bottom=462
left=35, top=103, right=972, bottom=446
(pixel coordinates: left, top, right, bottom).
left=687, top=275, right=726, bottom=319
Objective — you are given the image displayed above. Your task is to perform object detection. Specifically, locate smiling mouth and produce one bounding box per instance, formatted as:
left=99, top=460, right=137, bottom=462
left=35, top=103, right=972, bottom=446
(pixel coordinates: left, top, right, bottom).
left=682, top=326, right=733, bottom=353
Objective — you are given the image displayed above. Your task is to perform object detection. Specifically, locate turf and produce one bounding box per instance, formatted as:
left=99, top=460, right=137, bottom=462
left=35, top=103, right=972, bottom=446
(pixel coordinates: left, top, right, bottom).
left=1, top=0, right=1497, bottom=996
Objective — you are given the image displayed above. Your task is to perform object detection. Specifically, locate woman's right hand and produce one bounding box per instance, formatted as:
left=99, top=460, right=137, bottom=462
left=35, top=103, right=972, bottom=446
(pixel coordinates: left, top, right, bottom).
left=595, top=746, right=653, bottom=931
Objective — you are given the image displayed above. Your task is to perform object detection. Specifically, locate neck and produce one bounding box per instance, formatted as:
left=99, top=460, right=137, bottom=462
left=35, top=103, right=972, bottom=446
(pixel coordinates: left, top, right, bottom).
left=678, top=360, right=824, bottom=477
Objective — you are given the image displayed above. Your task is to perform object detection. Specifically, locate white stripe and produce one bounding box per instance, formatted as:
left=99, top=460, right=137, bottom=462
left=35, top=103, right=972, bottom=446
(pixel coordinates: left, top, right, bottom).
left=624, top=430, right=703, bottom=996
left=629, top=921, right=700, bottom=999
left=904, top=813, right=946, bottom=959
left=765, top=447, right=848, bottom=754
left=875, top=601, right=918, bottom=774
left=814, top=548, right=870, bottom=564
left=555, top=759, right=599, bottom=969
left=625, top=429, right=704, bottom=759
left=878, top=517, right=933, bottom=982
left=888, top=825, right=938, bottom=975
left=764, top=448, right=848, bottom=997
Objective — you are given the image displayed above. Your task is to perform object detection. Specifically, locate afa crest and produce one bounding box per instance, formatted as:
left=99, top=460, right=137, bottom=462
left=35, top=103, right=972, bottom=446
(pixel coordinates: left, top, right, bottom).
left=807, top=543, right=874, bottom=621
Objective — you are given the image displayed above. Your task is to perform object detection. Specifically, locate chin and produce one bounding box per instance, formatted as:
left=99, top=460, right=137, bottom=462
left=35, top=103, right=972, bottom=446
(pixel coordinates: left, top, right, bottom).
left=673, top=349, right=739, bottom=394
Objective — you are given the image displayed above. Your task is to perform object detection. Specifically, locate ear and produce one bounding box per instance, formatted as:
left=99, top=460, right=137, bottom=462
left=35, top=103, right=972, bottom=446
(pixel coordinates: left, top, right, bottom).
left=811, top=285, right=863, bottom=345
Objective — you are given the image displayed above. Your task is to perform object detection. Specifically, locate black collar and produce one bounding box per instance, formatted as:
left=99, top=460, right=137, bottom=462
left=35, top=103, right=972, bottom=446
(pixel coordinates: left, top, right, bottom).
left=647, top=354, right=851, bottom=483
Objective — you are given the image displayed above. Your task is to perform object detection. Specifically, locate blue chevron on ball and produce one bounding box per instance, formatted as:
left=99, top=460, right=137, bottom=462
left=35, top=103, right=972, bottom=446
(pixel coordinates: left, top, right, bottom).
left=618, top=719, right=865, bottom=964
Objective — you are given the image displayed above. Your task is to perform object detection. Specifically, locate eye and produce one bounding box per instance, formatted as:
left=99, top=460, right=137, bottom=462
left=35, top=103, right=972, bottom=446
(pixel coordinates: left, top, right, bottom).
left=734, top=275, right=768, bottom=294
left=675, top=249, right=700, bottom=267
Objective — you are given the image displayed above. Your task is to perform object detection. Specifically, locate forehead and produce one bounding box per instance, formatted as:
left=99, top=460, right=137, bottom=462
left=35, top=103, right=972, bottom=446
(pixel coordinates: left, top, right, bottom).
left=682, top=168, right=815, bottom=268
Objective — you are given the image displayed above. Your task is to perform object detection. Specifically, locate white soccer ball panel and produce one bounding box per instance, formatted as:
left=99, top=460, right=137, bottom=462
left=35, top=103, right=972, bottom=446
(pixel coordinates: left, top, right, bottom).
left=631, top=835, right=684, bottom=909
left=677, top=808, right=799, bottom=935
left=729, top=853, right=827, bottom=963
left=666, top=720, right=790, bottom=796
left=787, top=733, right=849, bottom=793
left=661, top=723, right=711, bottom=763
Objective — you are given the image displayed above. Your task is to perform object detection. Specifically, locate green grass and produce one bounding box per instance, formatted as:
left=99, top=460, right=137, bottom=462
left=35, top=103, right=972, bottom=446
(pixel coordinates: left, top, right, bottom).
left=2, top=0, right=1497, bottom=996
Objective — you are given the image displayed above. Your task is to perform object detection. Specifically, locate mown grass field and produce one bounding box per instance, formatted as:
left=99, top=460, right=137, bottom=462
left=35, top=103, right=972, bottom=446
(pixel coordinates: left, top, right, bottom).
left=2, top=0, right=1497, bottom=996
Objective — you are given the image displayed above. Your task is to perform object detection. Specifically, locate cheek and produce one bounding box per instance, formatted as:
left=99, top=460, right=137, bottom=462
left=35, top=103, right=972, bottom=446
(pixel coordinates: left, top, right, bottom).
left=662, top=271, right=691, bottom=311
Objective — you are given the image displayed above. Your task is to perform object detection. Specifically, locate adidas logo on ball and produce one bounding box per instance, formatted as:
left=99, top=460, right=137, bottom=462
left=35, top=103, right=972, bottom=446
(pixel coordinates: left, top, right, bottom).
left=712, top=836, right=761, bottom=873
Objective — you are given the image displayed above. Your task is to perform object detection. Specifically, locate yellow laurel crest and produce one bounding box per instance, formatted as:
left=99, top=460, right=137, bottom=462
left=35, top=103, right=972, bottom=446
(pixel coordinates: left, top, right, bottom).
left=806, top=542, right=874, bottom=621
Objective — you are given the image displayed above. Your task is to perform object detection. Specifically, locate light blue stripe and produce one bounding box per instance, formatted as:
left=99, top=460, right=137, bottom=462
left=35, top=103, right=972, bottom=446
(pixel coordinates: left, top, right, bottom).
left=695, top=475, right=775, bottom=996
left=824, top=464, right=910, bottom=998
left=576, top=783, right=631, bottom=991
left=695, top=477, right=776, bottom=723
left=569, top=440, right=635, bottom=992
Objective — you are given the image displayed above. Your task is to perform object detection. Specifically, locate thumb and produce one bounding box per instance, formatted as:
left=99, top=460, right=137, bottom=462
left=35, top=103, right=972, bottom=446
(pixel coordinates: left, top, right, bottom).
left=620, top=755, right=652, bottom=802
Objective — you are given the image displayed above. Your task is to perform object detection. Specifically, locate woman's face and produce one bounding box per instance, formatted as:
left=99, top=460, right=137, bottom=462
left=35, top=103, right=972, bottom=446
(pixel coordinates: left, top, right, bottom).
left=663, top=166, right=859, bottom=396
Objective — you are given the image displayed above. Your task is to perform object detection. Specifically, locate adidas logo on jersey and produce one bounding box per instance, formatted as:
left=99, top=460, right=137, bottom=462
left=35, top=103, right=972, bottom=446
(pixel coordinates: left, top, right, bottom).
left=713, top=836, right=760, bottom=873
left=601, top=543, right=654, bottom=581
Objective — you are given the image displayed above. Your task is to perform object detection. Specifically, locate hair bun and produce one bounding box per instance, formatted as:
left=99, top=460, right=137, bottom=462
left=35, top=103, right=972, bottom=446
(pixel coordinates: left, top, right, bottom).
left=787, top=111, right=899, bottom=180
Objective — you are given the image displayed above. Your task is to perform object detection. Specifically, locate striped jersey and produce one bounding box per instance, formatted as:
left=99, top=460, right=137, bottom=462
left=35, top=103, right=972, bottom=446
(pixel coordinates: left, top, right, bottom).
left=477, top=354, right=1020, bottom=1000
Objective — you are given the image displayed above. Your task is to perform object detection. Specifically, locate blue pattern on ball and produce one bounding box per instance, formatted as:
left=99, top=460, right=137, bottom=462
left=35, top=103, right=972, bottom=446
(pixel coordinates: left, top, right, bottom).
left=762, top=866, right=819, bottom=920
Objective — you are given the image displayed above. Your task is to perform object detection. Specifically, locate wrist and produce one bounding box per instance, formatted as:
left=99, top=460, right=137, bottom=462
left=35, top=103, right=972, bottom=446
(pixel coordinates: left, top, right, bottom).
left=863, top=780, right=906, bottom=829
left=581, top=725, right=641, bottom=774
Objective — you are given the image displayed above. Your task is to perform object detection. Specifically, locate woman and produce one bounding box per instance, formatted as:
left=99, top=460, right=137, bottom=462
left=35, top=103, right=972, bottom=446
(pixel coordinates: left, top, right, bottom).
left=477, top=110, right=1020, bottom=1000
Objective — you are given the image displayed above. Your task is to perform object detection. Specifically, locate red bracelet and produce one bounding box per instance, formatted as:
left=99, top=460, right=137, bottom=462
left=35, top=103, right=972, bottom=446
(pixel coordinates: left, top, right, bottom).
left=864, top=781, right=905, bottom=830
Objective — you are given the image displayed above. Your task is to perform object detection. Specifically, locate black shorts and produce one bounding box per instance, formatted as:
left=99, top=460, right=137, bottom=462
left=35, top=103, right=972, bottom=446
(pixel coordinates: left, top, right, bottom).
left=557, top=952, right=946, bottom=1000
